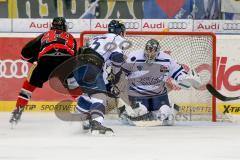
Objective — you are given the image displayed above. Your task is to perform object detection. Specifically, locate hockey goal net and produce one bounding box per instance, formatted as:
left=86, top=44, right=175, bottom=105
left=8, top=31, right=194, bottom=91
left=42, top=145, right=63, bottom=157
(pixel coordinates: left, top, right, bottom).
left=80, top=31, right=217, bottom=122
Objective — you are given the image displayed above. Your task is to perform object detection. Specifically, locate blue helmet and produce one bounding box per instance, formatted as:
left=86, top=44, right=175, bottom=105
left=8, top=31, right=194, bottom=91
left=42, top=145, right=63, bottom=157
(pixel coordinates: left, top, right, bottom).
left=108, top=20, right=126, bottom=35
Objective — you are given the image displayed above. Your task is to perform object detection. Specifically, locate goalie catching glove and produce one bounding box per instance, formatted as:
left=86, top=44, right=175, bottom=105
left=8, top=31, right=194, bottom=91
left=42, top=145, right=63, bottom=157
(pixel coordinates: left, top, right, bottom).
left=176, top=69, right=202, bottom=89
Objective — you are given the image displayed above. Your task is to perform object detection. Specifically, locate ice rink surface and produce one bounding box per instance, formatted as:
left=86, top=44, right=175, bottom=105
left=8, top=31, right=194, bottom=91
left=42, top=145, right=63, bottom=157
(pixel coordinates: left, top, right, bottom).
left=1, top=112, right=240, bottom=160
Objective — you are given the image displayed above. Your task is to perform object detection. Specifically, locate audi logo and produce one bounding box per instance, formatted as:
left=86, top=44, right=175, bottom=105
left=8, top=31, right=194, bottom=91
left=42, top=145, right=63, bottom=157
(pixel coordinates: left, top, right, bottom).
left=167, top=22, right=188, bottom=29
left=223, top=23, right=240, bottom=30
left=122, top=22, right=140, bottom=29
left=0, top=59, right=29, bottom=78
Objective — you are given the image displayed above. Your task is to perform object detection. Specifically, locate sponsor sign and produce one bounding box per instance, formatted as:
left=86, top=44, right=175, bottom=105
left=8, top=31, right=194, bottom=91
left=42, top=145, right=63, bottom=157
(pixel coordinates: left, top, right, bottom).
left=12, top=19, right=90, bottom=33
left=0, top=19, right=11, bottom=32
left=6, top=19, right=240, bottom=33
left=141, top=19, right=192, bottom=32
left=0, top=101, right=77, bottom=112
left=194, top=20, right=221, bottom=32
left=218, top=104, right=240, bottom=115
left=216, top=35, right=240, bottom=91
left=0, top=37, right=79, bottom=103
left=90, top=19, right=142, bottom=31
left=0, top=59, right=28, bottom=78
left=194, top=20, right=240, bottom=33
left=215, top=35, right=240, bottom=115
left=90, top=19, right=112, bottom=31
left=13, top=19, right=51, bottom=32
left=179, top=103, right=212, bottom=114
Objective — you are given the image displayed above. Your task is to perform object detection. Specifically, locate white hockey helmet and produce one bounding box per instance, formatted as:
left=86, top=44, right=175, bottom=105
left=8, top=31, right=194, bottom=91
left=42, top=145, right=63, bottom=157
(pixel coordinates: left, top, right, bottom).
left=144, top=39, right=160, bottom=63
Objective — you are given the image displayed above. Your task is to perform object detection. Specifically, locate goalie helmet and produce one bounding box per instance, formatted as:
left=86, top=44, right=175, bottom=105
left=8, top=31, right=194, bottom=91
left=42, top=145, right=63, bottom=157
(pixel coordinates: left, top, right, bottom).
left=108, top=20, right=126, bottom=36
left=51, top=17, right=68, bottom=31
left=144, top=39, right=160, bottom=63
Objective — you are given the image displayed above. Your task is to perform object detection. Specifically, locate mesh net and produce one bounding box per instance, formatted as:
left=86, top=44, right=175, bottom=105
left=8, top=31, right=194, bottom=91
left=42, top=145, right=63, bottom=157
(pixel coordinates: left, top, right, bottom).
left=80, top=32, right=216, bottom=121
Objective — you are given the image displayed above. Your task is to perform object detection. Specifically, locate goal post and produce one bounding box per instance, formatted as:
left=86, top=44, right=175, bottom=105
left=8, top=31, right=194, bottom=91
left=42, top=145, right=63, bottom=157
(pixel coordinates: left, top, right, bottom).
left=79, top=31, right=217, bottom=122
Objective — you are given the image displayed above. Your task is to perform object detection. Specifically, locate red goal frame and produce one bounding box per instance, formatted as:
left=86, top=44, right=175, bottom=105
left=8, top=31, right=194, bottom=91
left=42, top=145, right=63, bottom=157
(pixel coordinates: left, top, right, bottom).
left=80, top=31, right=217, bottom=122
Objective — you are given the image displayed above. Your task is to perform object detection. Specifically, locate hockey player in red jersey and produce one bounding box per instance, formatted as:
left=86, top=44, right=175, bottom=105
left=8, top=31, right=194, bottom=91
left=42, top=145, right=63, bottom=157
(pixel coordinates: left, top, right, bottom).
left=9, top=17, right=82, bottom=124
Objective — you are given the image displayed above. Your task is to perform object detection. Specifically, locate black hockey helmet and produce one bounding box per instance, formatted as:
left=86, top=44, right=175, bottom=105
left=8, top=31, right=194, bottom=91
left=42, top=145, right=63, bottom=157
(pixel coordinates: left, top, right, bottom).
left=108, top=20, right=126, bottom=36
left=51, top=17, right=68, bottom=31
left=144, top=39, right=160, bottom=63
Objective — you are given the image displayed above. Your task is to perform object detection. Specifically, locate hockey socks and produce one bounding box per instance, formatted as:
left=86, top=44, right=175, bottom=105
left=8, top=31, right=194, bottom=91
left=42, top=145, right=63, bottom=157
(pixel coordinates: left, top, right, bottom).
left=16, top=80, right=36, bottom=108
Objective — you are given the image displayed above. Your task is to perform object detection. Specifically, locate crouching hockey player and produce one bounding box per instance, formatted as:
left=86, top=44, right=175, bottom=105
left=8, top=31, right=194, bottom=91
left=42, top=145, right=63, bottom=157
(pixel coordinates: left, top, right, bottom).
left=73, top=20, right=126, bottom=135
left=118, top=39, right=202, bottom=126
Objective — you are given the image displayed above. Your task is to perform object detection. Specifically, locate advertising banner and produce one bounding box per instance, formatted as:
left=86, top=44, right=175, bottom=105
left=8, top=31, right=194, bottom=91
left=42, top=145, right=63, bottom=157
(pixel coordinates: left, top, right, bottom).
left=2, top=19, right=240, bottom=34
left=90, top=19, right=142, bottom=32
left=0, top=37, right=79, bottom=112
left=216, top=35, right=240, bottom=115
left=194, top=20, right=240, bottom=33
left=141, top=19, right=192, bottom=32
left=12, top=19, right=91, bottom=33
left=12, top=19, right=51, bottom=32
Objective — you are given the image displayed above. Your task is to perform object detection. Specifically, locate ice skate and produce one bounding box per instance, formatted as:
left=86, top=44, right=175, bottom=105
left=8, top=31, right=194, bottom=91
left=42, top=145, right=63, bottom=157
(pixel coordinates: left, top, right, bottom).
left=90, top=120, right=114, bottom=136
left=82, top=120, right=91, bottom=130
left=9, top=106, right=24, bottom=128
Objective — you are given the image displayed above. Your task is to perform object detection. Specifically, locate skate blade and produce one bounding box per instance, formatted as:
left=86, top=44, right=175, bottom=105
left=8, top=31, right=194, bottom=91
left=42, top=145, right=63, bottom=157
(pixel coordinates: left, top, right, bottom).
left=91, top=130, right=115, bottom=136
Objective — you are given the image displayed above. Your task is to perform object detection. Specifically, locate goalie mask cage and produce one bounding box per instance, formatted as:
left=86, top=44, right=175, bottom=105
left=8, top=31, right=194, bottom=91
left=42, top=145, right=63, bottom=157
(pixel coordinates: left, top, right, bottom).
left=80, top=31, right=217, bottom=122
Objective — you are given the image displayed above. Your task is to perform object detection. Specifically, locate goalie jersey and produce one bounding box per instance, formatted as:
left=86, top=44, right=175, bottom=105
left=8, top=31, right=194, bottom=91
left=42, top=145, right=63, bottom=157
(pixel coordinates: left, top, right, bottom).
left=123, top=49, right=187, bottom=97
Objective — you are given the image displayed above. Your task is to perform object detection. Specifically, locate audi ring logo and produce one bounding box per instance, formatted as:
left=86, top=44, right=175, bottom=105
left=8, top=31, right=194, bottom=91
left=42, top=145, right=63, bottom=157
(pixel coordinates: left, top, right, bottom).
left=0, top=59, right=29, bottom=78
left=122, top=22, right=140, bottom=29
left=223, top=23, right=240, bottom=30
left=167, top=22, right=188, bottom=29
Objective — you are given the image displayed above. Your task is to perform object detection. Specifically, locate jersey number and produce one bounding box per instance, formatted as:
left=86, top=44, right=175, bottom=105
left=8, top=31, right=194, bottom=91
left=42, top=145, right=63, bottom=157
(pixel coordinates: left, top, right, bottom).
left=91, top=36, right=107, bottom=50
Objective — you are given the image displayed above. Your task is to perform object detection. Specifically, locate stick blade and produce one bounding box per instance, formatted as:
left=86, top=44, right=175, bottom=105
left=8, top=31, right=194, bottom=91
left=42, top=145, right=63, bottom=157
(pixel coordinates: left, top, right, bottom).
left=206, top=84, right=240, bottom=101
left=206, top=84, right=226, bottom=101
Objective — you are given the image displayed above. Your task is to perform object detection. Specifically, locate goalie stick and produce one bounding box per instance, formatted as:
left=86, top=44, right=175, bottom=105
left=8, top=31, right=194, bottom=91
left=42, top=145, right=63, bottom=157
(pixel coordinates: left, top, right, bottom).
left=206, top=84, right=240, bottom=101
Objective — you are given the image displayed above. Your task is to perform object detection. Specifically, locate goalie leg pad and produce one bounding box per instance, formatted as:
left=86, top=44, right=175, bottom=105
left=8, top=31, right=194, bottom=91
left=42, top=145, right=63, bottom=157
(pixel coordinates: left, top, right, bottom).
left=129, top=94, right=170, bottom=112
left=156, top=105, right=175, bottom=126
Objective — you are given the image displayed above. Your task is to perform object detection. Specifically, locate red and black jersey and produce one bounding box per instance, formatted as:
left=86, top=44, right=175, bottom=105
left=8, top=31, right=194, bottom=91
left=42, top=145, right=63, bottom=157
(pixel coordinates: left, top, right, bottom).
left=39, top=30, right=77, bottom=58
left=21, top=29, right=77, bottom=63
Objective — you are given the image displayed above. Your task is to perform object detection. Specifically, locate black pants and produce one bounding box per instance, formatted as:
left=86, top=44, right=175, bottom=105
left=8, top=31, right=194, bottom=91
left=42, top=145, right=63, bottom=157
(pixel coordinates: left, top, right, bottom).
left=28, top=56, right=71, bottom=88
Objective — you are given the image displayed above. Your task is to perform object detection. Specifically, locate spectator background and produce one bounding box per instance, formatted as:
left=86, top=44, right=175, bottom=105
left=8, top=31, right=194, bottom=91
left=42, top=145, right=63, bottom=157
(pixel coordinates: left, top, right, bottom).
left=0, top=0, right=239, bottom=19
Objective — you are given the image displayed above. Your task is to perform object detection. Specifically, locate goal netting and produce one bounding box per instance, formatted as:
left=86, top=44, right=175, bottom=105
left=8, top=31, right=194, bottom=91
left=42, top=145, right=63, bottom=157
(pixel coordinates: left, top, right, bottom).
left=80, top=31, right=217, bottom=122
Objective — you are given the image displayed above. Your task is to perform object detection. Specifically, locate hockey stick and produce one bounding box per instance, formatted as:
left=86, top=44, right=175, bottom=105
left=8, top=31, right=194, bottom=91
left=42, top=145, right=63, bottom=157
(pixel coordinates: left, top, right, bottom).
left=206, top=84, right=240, bottom=101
